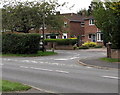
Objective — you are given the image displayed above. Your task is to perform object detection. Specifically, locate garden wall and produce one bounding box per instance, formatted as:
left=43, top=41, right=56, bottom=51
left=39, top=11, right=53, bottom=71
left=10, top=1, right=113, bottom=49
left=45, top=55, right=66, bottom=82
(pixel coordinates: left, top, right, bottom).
left=111, top=49, right=120, bottom=59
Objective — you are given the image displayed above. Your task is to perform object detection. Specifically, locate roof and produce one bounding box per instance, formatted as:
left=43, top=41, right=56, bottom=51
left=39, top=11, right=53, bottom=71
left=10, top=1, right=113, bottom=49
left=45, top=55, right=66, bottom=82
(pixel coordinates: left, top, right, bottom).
left=84, top=16, right=94, bottom=20
left=60, top=13, right=94, bottom=22
left=62, top=14, right=85, bottom=22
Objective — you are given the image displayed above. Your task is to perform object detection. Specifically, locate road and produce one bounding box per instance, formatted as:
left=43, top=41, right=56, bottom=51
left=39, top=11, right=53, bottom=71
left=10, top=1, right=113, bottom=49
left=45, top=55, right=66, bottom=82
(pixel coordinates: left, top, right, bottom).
left=1, top=49, right=119, bottom=93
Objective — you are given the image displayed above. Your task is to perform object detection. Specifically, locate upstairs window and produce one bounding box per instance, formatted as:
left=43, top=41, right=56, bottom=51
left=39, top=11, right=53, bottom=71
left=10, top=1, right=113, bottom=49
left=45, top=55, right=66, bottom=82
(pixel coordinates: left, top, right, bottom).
left=89, top=19, right=95, bottom=25
left=81, top=22, right=84, bottom=27
left=64, top=22, right=67, bottom=27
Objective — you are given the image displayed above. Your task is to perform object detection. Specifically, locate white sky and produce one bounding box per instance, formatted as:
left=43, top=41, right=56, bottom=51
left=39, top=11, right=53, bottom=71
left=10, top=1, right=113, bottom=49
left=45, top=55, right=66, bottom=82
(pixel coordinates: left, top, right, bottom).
left=57, top=0, right=92, bottom=13
left=0, top=0, right=93, bottom=13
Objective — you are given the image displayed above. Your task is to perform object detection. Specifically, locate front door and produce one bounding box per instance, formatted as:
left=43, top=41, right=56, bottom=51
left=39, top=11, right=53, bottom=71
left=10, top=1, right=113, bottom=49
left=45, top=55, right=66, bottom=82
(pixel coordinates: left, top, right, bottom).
left=91, top=34, right=96, bottom=42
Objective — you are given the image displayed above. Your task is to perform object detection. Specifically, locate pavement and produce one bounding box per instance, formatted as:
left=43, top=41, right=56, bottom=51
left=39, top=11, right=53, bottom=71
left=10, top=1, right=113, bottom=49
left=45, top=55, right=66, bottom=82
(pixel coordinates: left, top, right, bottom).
left=79, top=58, right=119, bottom=70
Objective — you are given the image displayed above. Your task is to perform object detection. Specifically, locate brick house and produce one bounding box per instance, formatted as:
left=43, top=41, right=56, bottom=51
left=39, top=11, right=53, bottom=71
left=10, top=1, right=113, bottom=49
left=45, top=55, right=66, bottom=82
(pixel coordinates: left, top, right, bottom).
left=83, top=16, right=103, bottom=45
left=61, top=13, right=84, bottom=39
left=61, top=14, right=103, bottom=45
left=29, top=13, right=103, bottom=45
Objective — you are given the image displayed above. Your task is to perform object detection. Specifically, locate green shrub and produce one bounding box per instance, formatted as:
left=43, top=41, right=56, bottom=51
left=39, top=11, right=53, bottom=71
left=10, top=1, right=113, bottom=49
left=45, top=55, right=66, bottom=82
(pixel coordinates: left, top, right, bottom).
left=2, top=33, right=40, bottom=54
left=44, top=39, right=77, bottom=45
left=79, top=46, right=89, bottom=49
left=94, top=45, right=102, bottom=48
left=82, top=41, right=97, bottom=47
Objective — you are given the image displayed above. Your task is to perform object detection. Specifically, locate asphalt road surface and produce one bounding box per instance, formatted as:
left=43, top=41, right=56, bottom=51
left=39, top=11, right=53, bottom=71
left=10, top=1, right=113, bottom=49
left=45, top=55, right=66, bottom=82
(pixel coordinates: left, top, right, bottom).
left=1, top=49, right=119, bottom=93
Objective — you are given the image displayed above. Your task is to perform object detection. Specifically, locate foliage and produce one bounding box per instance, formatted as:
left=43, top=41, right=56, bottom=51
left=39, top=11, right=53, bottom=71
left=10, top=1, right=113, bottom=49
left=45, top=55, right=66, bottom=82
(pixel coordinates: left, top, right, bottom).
left=79, top=46, right=89, bottom=49
left=44, top=39, right=77, bottom=45
left=94, top=45, right=102, bottom=48
left=2, top=1, right=64, bottom=33
left=100, top=57, right=120, bottom=62
left=82, top=41, right=97, bottom=47
left=1, top=51, right=57, bottom=57
left=77, top=8, right=89, bottom=16
left=1, top=80, right=31, bottom=92
left=91, top=0, right=120, bottom=49
left=2, top=33, right=40, bottom=54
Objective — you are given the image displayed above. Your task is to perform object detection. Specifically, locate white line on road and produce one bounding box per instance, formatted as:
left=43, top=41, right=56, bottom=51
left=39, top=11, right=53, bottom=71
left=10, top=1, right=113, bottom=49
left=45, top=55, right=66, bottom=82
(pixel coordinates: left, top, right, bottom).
left=20, top=66, right=29, bottom=69
left=54, top=59, right=68, bottom=61
left=20, top=66, right=69, bottom=74
left=0, top=63, right=3, bottom=66
left=55, top=70, right=69, bottom=74
left=102, top=76, right=119, bottom=79
left=86, top=67, right=93, bottom=68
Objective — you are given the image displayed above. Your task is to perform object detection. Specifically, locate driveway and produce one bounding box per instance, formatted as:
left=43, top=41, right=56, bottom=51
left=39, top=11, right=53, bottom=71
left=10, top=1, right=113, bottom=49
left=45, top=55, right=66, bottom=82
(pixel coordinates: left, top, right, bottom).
left=2, top=49, right=119, bottom=93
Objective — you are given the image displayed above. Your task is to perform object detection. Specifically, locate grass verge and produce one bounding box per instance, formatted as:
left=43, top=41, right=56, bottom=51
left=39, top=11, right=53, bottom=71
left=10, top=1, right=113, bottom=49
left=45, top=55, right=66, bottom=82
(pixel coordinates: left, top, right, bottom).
left=1, top=51, right=57, bottom=57
left=100, top=57, right=120, bottom=63
left=0, top=80, right=31, bottom=92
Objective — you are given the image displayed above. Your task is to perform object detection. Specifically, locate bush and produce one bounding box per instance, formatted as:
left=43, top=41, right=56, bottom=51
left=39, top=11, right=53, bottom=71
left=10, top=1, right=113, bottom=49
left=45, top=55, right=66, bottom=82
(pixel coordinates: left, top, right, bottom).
left=44, top=39, right=77, bottom=45
left=82, top=41, right=97, bottom=47
left=79, top=46, right=89, bottom=49
left=94, top=45, right=102, bottom=48
left=2, top=33, right=40, bottom=54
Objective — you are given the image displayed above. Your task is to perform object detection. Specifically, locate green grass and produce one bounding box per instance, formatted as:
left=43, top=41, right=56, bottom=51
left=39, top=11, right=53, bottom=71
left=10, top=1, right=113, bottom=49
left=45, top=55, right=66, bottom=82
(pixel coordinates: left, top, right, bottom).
left=0, top=80, right=31, bottom=92
left=1, top=51, right=57, bottom=57
left=100, top=57, right=120, bottom=62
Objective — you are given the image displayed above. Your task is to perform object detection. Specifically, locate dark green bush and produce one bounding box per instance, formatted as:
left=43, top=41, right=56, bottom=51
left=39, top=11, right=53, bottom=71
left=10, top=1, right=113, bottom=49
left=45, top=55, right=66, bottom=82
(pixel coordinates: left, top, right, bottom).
left=94, top=45, right=102, bottom=48
left=44, top=39, right=77, bottom=45
left=79, top=46, right=89, bottom=49
left=2, top=33, right=40, bottom=54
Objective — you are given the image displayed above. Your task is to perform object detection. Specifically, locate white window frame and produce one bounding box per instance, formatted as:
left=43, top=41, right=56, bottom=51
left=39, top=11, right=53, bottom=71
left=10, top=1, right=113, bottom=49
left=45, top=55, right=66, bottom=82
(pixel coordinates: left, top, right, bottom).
left=89, top=19, right=95, bottom=25
left=97, top=32, right=103, bottom=42
left=62, top=33, right=67, bottom=39
left=64, top=21, right=67, bottom=27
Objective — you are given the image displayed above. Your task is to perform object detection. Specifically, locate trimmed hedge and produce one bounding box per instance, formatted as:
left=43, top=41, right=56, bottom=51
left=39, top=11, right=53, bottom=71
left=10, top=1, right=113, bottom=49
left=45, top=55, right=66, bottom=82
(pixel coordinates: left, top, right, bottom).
left=44, top=39, right=77, bottom=45
left=2, top=33, right=40, bottom=54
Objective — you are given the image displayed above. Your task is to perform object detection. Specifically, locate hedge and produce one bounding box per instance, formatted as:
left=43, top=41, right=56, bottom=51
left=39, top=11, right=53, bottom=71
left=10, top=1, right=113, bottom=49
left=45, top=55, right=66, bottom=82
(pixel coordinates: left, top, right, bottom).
left=2, top=33, right=40, bottom=54
left=44, top=39, right=77, bottom=45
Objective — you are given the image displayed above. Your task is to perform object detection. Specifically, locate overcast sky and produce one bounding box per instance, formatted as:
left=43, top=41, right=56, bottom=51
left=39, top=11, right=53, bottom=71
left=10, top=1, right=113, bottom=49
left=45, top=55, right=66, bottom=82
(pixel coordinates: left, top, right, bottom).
left=1, top=0, right=93, bottom=13
left=57, top=0, right=92, bottom=13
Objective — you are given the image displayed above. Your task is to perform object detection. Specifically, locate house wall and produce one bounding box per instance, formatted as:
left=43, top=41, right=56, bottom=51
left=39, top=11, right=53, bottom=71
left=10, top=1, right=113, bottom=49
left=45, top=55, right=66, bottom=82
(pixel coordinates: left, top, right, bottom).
left=69, top=22, right=84, bottom=38
left=83, top=20, right=97, bottom=42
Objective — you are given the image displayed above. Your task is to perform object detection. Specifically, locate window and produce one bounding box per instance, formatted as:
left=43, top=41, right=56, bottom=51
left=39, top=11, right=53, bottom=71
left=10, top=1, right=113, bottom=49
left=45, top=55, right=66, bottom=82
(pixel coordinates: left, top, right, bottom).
left=64, top=22, right=67, bottom=27
left=62, top=33, right=67, bottom=39
left=88, top=34, right=92, bottom=39
left=89, top=19, right=95, bottom=25
left=97, top=32, right=103, bottom=42
left=81, top=22, right=84, bottom=27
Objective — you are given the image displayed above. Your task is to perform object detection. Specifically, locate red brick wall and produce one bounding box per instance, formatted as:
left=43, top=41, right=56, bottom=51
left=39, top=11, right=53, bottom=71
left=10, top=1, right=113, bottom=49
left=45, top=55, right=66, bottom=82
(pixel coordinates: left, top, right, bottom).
left=83, top=20, right=98, bottom=42
left=69, top=22, right=84, bottom=38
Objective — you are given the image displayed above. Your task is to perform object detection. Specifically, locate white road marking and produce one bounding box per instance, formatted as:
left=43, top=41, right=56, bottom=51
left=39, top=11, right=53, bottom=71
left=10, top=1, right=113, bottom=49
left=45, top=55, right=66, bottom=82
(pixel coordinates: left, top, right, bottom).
left=55, top=70, right=69, bottom=74
left=0, top=63, right=3, bottom=66
left=20, top=66, right=69, bottom=74
left=30, top=67, right=53, bottom=72
left=54, top=59, right=68, bottom=61
left=70, top=57, right=79, bottom=60
left=102, top=76, right=119, bottom=79
left=86, top=67, right=93, bottom=68
left=20, top=66, right=27, bottom=68
left=31, top=61, right=38, bottom=63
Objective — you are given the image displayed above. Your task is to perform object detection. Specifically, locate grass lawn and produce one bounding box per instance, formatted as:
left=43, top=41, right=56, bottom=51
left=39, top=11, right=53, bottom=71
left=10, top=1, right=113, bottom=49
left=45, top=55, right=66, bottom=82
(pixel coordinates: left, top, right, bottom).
left=0, top=80, right=31, bottom=92
left=100, top=57, right=120, bottom=63
left=1, top=51, right=57, bottom=57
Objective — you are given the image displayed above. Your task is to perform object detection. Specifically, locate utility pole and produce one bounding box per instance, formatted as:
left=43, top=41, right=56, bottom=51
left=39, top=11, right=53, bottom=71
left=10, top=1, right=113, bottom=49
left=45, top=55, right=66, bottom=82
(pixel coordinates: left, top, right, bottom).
left=42, top=0, right=45, bottom=52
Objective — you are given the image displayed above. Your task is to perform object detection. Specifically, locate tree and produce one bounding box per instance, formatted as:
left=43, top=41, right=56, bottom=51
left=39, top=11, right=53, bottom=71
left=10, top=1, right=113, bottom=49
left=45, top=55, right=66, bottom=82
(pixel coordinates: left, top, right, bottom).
left=90, top=0, right=120, bottom=48
left=77, top=8, right=90, bottom=16
left=2, top=1, right=64, bottom=33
